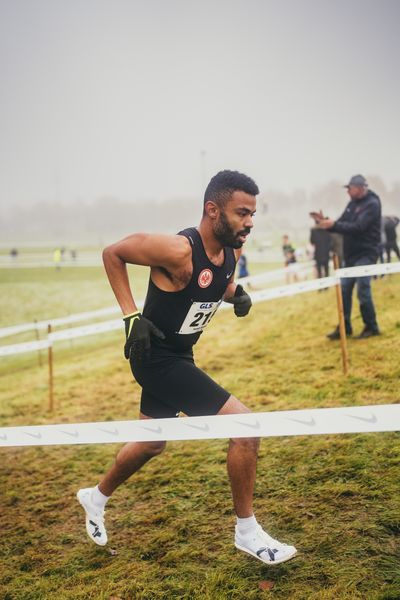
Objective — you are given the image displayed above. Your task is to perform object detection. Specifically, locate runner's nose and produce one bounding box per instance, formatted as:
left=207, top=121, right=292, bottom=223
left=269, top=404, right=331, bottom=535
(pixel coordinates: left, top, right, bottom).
left=244, top=215, right=253, bottom=230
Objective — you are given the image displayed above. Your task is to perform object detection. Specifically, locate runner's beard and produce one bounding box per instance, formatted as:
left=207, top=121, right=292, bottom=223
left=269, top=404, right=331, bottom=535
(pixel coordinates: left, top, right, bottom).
left=214, top=210, right=250, bottom=249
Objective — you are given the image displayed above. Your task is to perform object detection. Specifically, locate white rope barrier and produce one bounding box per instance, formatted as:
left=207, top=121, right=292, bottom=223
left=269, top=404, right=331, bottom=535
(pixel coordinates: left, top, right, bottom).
left=0, top=339, right=51, bottom=357
left=0, top=306, right=122, bottom=339
left=0, top=278, right=336, bottom=356
left=336, top=262, right=400, bottom=278
left=0, top=264, right=313, bottom=340
left=238, top=261, right=314, bottom=287
left=0, top=404, right=398, bottom=447
left=1, top=262, right=399, bottom=358
left=48, top=319, right=122, bottom=342
left=0, top=261, right=103, bottom=269
left=246, top=276, right=336, bottom=302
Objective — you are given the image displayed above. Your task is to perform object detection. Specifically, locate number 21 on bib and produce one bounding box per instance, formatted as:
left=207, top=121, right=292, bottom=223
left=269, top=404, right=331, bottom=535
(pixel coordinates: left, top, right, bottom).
left=177, top=300, right=222, bottom=334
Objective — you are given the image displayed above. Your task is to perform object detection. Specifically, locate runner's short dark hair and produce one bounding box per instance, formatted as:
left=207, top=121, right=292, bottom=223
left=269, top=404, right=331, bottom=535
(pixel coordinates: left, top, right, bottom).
left=204, top=170, right=259, bottom=209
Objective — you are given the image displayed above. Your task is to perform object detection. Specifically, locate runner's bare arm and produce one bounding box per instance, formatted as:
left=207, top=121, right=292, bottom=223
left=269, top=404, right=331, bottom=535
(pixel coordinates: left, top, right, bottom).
left=102, top=233, right=191, bottom=315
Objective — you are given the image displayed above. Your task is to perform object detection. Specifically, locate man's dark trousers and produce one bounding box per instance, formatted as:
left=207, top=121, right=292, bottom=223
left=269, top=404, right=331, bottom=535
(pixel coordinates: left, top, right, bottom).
left=341, top=256, right=379, bottom=334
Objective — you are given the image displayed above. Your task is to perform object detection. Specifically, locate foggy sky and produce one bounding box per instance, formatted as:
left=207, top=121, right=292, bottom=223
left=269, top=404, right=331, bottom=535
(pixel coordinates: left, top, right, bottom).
left=1, top=0, right=399, bottom=209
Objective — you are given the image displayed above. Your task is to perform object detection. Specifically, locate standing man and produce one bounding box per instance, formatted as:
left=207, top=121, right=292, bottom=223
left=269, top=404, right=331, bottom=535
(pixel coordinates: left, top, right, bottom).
left=310, top=226, right=331, bottom=279
left=77, top=170, right=297, bottom=566
left=311, top=174, right=381, bottom=339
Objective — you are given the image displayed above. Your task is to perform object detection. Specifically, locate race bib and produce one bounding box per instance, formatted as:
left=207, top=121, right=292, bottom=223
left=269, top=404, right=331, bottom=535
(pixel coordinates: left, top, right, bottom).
left=177, top=300, right=222, bottom=335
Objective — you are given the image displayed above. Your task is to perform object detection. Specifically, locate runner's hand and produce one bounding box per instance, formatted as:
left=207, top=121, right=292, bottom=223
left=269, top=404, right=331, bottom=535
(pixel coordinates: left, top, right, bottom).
left=227, top=284, right=252, bottom=317
left=123, top=312, right=165, bottom=361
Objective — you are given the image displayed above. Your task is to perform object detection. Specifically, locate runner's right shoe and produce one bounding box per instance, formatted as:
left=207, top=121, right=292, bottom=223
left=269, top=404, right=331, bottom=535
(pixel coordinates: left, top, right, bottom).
left=235, top=524, right=297, bottom=565
left=77, top=488, right=108, bottom=546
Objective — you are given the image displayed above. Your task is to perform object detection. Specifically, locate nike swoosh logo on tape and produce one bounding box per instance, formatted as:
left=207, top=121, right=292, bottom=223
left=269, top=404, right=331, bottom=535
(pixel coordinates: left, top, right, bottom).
left=98, top=427, right=119, bottom=436
left=186, top=423, right=210, bottom=432
left=140, top=424, right=163, bottom=434
left=234, top=419, right=260, bottom=430
left=60, top=430, right=79, bottom=438
left=0, top=433, right=7, bottom=440
left=287, top=417, right=316, bottom=427
left=25, top=431, right=42, bottom=439
left=347, top=413, right=377, bottom=424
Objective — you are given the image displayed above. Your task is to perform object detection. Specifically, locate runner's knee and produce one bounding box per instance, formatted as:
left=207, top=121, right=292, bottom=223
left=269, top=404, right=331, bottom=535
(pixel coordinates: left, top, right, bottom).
left=230, top=436, right=260, bottom=453
left=141, top=440, right=167, bottom=457
left=116, top=441, right=166, bottom=465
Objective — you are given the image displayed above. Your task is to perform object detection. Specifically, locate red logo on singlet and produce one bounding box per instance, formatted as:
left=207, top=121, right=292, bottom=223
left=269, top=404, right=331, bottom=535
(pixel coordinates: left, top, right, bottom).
left=198, top=269, right=213, bottom=288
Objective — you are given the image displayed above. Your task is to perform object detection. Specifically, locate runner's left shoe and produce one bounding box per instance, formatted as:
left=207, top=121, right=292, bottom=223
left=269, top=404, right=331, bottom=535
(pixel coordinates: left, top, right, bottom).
left=235, top=524, right=297, bottom=565
left=77, top=488, right=108, bottom=546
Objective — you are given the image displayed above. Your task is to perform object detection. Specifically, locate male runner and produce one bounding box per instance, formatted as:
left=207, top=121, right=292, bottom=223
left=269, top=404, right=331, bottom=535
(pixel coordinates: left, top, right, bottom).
left=77, top=170, right=297, bottom=566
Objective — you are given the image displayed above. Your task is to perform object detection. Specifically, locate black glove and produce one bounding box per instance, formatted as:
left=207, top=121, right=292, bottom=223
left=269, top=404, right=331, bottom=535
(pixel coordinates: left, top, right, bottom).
left=226, top=284, right=252, bottom=317
left=123, top=312, right=165, bottom=361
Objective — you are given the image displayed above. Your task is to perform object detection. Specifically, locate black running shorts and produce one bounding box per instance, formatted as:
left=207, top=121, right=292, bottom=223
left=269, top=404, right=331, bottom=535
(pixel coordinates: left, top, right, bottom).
left=129, top=345, right=230, bottom=418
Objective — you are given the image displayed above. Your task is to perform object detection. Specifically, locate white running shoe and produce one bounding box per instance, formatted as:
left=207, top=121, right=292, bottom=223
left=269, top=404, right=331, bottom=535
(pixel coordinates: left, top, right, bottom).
left=77, top=488, right=108, bottom=546
left=235, top=524, right=297, bottom=565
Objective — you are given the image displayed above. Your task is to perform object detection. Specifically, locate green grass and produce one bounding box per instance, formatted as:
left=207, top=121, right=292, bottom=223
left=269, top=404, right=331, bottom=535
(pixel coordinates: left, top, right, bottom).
left=0, top=267, right=399, bottom=599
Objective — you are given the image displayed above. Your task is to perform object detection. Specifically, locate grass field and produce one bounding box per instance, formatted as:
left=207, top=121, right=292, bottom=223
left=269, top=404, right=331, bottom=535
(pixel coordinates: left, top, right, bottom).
left=0, top=263, right=399, bottom=600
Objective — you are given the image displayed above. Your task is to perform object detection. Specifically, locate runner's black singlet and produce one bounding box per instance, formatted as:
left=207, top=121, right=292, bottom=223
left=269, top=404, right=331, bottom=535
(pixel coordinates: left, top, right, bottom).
left=130, top=227, right=237, bottom=418
left=143, top=227, right=236, bottom=351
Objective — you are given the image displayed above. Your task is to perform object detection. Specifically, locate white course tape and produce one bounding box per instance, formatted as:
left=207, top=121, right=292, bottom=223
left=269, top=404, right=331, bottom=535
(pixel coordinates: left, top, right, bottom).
left=238, top=262, right=314, bottom=287
left=46, top=282, right=324, bottom=342
left=0, top=263, right=301, bottom=340
left=0, top=306, right=123, bottom=339
left=243, top=276, right=336, bottom=303
left=1, top=262, right=399, bottom=357
left=0, top=264, right=313, bottom=340
left=0, top=339, right=51, bottom=357
left=48, top=319, right=122, bottom=342
left=337, top=262, right=400, bottom=278
left=0, top=404, right=398, bottom=447
left=0, top=261, right=103, bottom=269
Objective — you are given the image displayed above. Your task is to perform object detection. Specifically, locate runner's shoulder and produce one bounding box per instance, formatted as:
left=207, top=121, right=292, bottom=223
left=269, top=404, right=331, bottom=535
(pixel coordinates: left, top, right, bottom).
left=156, top=233, right=192, bottom=268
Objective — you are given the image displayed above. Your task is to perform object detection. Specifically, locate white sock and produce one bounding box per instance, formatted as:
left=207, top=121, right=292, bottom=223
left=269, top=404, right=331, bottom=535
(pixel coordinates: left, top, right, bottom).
left=236, top=515, right=258, bottom=535
left=91, top=485, right=110, bottom=509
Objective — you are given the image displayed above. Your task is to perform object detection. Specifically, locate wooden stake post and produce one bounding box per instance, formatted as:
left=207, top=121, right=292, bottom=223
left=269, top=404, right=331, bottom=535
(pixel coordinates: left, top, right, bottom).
left=34, top=319, right=43, bottom=367
left=333, top=254, right=349, bottom=375
left=47, top=324, right=54, bottom=411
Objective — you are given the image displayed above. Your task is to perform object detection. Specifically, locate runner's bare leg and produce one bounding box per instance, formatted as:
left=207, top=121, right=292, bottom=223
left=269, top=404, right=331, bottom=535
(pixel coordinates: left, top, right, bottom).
left=98, top=413, right=166, bottom=496
left=218, top=396, right=260, bottom=518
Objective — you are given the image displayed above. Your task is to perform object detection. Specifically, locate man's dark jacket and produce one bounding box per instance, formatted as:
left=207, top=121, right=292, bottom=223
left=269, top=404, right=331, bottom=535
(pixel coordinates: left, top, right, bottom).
left=330, top=190, right=381, bottom=266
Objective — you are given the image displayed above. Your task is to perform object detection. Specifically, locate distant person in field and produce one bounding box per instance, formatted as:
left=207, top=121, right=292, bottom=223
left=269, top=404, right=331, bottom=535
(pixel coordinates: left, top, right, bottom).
left=77, top=170, right=297, bottom=566
left=53, top=248, right=61, bottom=270
left=237, top=253, right=253, bottom=289
left=10, top=248, right=18, bottom=262
left=282, top=234, right=299, bottom=283
left=383, top=215, right=400, bottom=262
left=310, top=226, right=331, bottom=279
left=238, top=253, right=249, bottom=278
left=311, top=174, right=381, bottom=340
